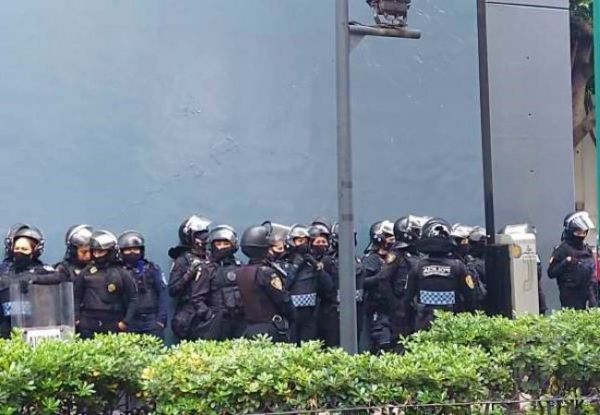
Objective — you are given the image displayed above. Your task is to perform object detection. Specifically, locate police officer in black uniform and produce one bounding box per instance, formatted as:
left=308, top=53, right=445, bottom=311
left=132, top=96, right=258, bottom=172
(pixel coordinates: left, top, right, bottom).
left=263, top=222, right=294, bottom=282
left=74, top=230, right=138, bottom=339
left=309, top=221, right=340, bottom=348
left=0, top=225, right=58, bottom=338
left=237, top=224, right=295, bottom=342
left=404, top=218, right=476, bottom=332
left=118, top=230, right=168, bottom=339
left=284, top=224, right=334, bottom=344
left=451, top=224, right=487, bottom=309
left=1, top=223, right=29, bottom=274
left=548, top=211, right=597, bottom=310
left=194, top=225, right=244, bottom=340
left=319, top=221, right=364, bottom=348
left=379, top=216, right=422, bottom=348
left=168, top=215, right=212, bottom=340
left=361, top=220, right=396, bottom=353
left=55, top=225, right=94, bottom=281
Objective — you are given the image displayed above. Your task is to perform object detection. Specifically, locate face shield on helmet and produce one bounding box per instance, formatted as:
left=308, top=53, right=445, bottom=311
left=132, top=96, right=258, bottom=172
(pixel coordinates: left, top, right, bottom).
left=90, top=230, right=119, bottom=267
left=178, top=215, right=212, bottom=249
left=369, top=220, right=395, bottom=250
left=262, top=222, right=290, bottom=260
left=287, top=224, right=310, bottom=254
left=65, top=224, right=94, bottom=264
left=208, top=225, right=238, bottom=261
left=422, top=220, right=451, bottom=239
left=12, top=226, right=45, bottom=260
left=394, top=215, right=422, bottom=248
left=565, top=211, right=595, bottom=234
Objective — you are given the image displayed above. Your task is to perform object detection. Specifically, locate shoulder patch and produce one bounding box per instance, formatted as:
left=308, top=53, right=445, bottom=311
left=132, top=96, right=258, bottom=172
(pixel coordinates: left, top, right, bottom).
left=386, top=253, right=397, bottom=264
left=89, top=266, right=98, bottom=274
left=270, top=274, right=283, bottom=291
left=465, top=275, right=475, bottom=289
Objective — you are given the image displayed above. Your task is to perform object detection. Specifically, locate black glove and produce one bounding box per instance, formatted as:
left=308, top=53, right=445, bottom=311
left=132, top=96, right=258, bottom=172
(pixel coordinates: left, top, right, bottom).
left=19, top=280, right=30, bottom=294
left=303, top=254, right=322, bottom=270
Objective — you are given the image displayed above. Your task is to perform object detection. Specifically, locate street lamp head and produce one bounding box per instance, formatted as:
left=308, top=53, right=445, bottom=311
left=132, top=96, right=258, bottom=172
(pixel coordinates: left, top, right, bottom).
left=367, top=0, right=411, bottom=27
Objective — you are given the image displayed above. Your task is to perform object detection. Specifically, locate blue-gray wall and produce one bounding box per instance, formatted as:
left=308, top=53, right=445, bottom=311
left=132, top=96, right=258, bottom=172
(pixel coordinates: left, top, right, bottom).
left=483, top=0, right=574, bottom=310
left=0, top=1, right=483, bottom=270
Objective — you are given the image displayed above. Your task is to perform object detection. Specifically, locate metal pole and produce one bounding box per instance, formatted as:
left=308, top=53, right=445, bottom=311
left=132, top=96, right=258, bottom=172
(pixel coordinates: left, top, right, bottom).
left=476, top=0, right=496, bottom=243
left=336, top=0, right=358, bottom=354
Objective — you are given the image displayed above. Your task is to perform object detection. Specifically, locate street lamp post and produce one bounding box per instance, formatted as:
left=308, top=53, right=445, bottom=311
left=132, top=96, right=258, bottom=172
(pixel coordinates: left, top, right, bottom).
left=335, top=0, right=420, bottom=354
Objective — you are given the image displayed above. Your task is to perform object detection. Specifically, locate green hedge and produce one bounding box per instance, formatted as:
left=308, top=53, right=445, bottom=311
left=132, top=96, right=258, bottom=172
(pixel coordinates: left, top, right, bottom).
left=3, top=310, right=600, bottom=414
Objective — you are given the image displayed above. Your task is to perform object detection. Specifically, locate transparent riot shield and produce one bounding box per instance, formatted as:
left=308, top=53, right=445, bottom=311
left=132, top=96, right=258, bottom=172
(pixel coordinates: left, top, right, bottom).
left=9, top=282, right=75, bottom=345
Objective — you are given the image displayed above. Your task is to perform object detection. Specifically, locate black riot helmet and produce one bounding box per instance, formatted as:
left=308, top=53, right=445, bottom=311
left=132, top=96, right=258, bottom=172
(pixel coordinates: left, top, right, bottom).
left=91, top=230, right=118, bottom=251
left=4, top=223, right=29, bottom=260
left=417, top=218, right=454, bottom=255
left=13, top=225, right=45, bottom=258
left=469, top=226, right=487, bottom=244
left=331, top=222, right=357, bottom=250
left=118, top=230, right=145, bottom=251
left=208, top=225, right=238, bottom=249
left=288, top=224, right=310, bottom=240
left=451, top=223, right=474, bottom=243
left=421, top=218, right=452, bottom=240
left=178, top=215, right=212, bottom=248
left=65, top=224, right=93, bottom=260
left=563, top=211, right=595, bottom=235
left=311, top=216, right=332, bottom=233
left=261, top=222, right=291, bottom=246
left=309, top=223, right=331, bottom=240
left=468, top=226, right=487, bottom=257
left=241, top=225, right=272, bottom=260
left=412, top=216, right=432, bottom=239
left=393, top=215, right=421, bottom=248
left=370, top=220, right=394, bottom=245
left=118, top=230, right=145, bottom=266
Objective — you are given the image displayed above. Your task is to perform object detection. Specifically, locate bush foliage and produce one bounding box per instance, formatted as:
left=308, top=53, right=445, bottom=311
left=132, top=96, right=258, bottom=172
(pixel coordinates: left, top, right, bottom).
left=3, top=310, right=600, bottom=414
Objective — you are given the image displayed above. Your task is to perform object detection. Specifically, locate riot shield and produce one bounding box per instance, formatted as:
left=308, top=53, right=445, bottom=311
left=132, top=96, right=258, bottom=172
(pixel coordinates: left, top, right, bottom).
left=9, top=282, right=75, bottom=345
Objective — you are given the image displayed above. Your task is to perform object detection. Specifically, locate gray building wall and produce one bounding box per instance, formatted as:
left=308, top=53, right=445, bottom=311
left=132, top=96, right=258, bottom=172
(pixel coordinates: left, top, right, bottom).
left=483, top=0, right=574, bottom=309
left=0, top=0, right=484, bottom=271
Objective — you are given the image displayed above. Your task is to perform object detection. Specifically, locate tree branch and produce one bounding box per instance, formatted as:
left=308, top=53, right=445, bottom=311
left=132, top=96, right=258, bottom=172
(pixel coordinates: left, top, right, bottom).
left=574, top=111, right=596, bottom=148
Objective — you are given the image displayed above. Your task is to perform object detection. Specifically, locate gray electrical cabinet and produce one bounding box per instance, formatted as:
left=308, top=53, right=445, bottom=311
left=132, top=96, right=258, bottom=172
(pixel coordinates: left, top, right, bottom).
left=496, top=225, right=539, bottom=315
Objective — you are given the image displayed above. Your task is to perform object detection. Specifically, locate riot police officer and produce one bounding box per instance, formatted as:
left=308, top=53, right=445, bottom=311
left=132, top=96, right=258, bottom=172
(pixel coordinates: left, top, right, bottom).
left=168, top=215, right=212, bottom=340
left=318, top=221, right=364, bottom=348
left=451, top=224, right=487, bottom=309
left=118, top=230, right=167, bottom=339
left=1, top=223, right=28, bottom=273
left=309, top=222, right=340, bottom=347
left=193, top=225, right=244, bottom=340
left=55, top=225, right=94, bottom=281
left=548, top=211, right=597, bottom=310
left=361, top=220, right=396, bottom=353
left=285, top=224, right=334, bottom=344
left=237, top=224, right=295, bottom=342
left=377, top=216, right=422, bottom=348
left=0, top=225, right=57, bottom=338
left=404, top=218, right=476, bottom=332
left=74, top=230, right=137, bottom=339
left=263, top=222, right=293, bottom=280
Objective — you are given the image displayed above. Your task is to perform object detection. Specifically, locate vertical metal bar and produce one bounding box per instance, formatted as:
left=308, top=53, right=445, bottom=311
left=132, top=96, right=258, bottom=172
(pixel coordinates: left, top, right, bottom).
left=476, top=0, right=496, bottom=243
left=336, top=0, right=358, bottom=354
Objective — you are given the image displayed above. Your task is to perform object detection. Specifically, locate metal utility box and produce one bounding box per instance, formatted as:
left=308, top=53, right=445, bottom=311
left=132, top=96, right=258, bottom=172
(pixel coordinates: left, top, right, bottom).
left=485, top=224, right=539, bottom=317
